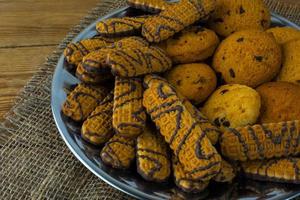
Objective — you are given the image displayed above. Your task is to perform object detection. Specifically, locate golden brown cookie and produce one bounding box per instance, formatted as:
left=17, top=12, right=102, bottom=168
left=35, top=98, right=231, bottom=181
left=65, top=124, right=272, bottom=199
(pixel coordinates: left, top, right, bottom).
left=208, top=0, right=270, bottom=37
left=267, top=27, right=300, bottom=45
left=62, top=83, right=108, bottom=122
left=179, top=94, right=221, bottom=145
left=165, top=63, right=217, bottom=104
left=160, top=27, right=219, bottom=64
left=277, top=40, right=300, bottom=86
left=141, top=0, right=216, bottom=42
left=202, top=84, right=261, bottom=131
left=113, top=77, right=146, bottom=138
left=76, top=62, right=113, bottom=84
left=172, top=156, right=209, bottom=193
left=96, top=16, right=149, bottom=37
left=81, top=36, right=149, bottom=74
left=81, top=92, right=114, bottom=145
left=127, top=0, right=173, bottom=13
left=213, top=159, right=236, bottom=183
left=212, top=30, right=281, bottom=88
left=143, top=74, right=221, bottom=181
left=136, top=125, right=171, bottom=182
left=100, top=134, right=136, bottom=169
left=220, top=120, right=300, bottom=161
left=241, top=157, right=300, bottom=184
left=108, top=46, right=172, bottom=77
left=256, top=82, right=300, bottom=123
left=64, top=36, right=115, bottom=65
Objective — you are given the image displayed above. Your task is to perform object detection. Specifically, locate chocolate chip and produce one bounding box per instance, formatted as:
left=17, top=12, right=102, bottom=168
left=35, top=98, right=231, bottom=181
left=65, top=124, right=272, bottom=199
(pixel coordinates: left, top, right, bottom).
left=229, top=68, right=236, bottom=78
left=176, top=80, right=182, bottom=86
left=223, top=121, right=231, bottom=127
left=297, top=80, right=300, bottom=83
left=261, top=19, right=268, bottom=27
left=193, top=77, right=206, bottom=84
left=226, top=10, right=231, bottom=16
left=220, top=89, right=229, bottom=95
left=222, top=56, right=226, bottom=60
left=213, top=118, right=221, bottom=127
left=214, top=18, right=224, bottom=23
left=239, top=6, right=245, bottom=14
left=237, top=37, right=244, bottom=42
left=255, top=56, right=263, bottom=62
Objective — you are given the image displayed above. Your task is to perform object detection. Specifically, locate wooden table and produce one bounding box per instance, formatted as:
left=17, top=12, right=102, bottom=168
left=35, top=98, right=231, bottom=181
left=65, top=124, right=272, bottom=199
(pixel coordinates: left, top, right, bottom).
left=0, top=0, right=299, bottom=121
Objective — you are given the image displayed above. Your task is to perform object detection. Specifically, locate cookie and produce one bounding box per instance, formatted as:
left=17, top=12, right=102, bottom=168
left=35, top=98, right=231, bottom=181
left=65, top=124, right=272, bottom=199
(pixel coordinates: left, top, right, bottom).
left=64, top=36, right=115, bottom=65
left=143, top=75, right=221, bottom=181
left=81, top=92, right=114, bottom=145
left=256, top=82, right=300, bottom=123
left=108, top=46, right=172, bottom=77
left=220, top=120, right=300, bottom=161
left=76, top=62, right=113, bottom=84
left=179, top=94, right=221, bottom=145
left=277, top=40, right=300, bottom=86
left=100, top=134, right=136, bottom=169
left=136, top=125, right=171, bottom=182
left=213, top=159, right=236, bottom=183
left=212, top=30, right=281, bottom=87
left=81, top=36, right=149, bottom=74
left=241, top=157, right=300, bottom=184
left=267, top=27, right=300, bottom=45
left=165, top=63, right=217, bottom=104
left=127, top=0, right=172, bottom=13
left=62, top=83, right=108, bottom=121
left=208, top=0, right=270, bottom=37
left=96, top=16, right=149, bottom=37
left=160, top=27, right=219, bottom=64
left=113, top=77, right=146, bottom=138
left=141, top=0, right=216, bottom=42
left=202, top=84, right=261, bottom=131
left=172, top=156, right=209, bottom=193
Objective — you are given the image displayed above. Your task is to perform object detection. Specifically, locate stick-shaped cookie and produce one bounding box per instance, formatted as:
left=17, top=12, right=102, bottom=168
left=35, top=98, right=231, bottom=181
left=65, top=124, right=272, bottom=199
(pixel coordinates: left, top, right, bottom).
left=172, top=156, right=209, bottom=193
left=96, top=16, right=149, bottom=37
left=143, top=75, right=221, bottom=181
left=142, top=0, right=216, bottom=42
left=62, top=83, right=108, bottom=121
left=113, top=77, right=146, bottom=138
left=127, top=0, right=173, bottom=13
left=81, top=92, right=114, bottom=145
left=241, top=157, right=300, bottom=184
left=136, top=125, right=171, bottom=182
left=100, top=134, right=136, bottom=169
left=213, top=159, right=236, bottom=183
left=108, top=46, right=172, bottom=77
left=64, top=36, right=115, bottom=65
left=220, top=120, right=300, bottom=161
left=81, top=36, right=149, bottom=74
left=76, top=62, right=113, bottom=84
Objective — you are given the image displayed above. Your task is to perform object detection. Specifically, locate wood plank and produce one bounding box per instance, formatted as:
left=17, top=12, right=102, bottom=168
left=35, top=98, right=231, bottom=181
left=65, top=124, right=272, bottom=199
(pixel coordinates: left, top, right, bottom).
left=0, top=46, right=55, bottom=120
left=0, top=0, right=99, bottom=47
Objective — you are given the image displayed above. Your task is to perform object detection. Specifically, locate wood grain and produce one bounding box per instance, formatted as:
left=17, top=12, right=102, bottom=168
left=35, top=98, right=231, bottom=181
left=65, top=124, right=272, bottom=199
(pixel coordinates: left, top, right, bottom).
left=0, top=0, right=99, bottom=121
left=0, top=0, right=299, bottom=121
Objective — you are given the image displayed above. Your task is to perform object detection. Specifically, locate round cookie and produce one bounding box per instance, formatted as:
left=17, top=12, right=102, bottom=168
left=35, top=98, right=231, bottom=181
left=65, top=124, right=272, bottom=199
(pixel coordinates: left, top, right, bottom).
left=212, top=30, right=282, bottom=88
left=256, top=81, right=300, bottom=123
left=277, top=39, right=300, bottom=85
left=208, top=0, right=270, bottom=37
left=160, top=26, right=220, bottom=64
left=266, top=27, right=300, bottom=45
left=165, top=63, right=217, bottom=104
left=202, top=84, right=261, bottom=131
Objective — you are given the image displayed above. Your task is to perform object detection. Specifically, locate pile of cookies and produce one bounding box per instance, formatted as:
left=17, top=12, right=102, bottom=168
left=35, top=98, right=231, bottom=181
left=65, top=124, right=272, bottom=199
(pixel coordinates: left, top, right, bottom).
left=61, top=0, right=300, bottom=193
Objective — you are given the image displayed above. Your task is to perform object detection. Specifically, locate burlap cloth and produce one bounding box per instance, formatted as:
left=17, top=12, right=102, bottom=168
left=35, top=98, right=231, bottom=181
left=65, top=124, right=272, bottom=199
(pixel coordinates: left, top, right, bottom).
left=0, top=0, right=299, bottom=199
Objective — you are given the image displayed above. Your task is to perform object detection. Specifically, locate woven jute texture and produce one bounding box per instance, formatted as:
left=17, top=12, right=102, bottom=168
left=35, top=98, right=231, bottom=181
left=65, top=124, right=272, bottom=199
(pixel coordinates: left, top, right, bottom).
left=0, top=0, right=299, bottom=199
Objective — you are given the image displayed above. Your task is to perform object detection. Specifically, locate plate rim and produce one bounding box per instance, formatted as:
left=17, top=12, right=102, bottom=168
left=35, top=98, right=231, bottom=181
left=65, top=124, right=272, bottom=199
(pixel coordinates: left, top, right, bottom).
left=51, top=6, right=300, bottom=200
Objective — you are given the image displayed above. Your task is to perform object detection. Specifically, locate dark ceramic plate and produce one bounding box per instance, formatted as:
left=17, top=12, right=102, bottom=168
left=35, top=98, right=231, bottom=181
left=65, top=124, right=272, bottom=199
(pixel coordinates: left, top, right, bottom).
left=51, top=6, right=300, bottom=200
